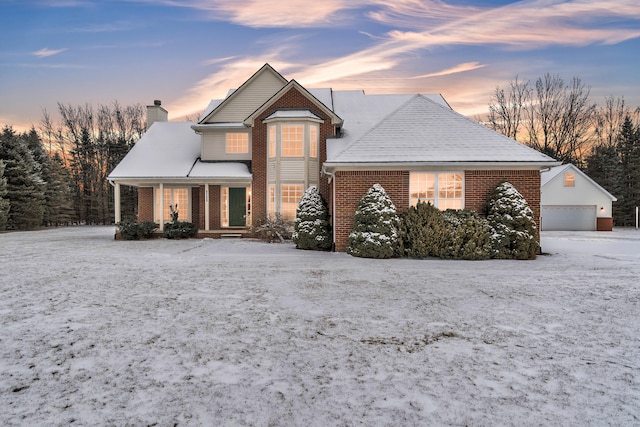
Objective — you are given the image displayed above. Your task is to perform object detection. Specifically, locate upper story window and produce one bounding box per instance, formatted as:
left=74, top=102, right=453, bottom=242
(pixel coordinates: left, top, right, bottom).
left=268, top=126, right=276, bottom=158
left=226, top=132, right=248, bottom=154
left=564, top=173, right=575, bottom=187
left=410, top=172, right=463, bottom=210
left=281, top=125, right=304, bottom=157
left=310, top=125, right=318, bottom=158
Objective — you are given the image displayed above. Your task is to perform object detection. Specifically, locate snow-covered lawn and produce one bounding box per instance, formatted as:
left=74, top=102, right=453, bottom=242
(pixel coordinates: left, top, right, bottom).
left=1, top=227, right=639, bottom=426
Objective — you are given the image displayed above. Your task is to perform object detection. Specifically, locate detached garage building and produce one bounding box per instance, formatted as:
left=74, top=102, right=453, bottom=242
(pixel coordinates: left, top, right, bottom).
left=541, top=164, right=617, bottom=231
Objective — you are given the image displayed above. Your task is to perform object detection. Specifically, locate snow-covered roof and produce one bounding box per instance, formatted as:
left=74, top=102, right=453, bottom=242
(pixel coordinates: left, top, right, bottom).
left=188, top=161, right=251, bottom=180
left=108, top=122, right=200, bottom=179
left=326, top=94, right=558, bottom=166
left=541, top=164, right=617, bottom=200
left=264, top=110, right=321, bottom=121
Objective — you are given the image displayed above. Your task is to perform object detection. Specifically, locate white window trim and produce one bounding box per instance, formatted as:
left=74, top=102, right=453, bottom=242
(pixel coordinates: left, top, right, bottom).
left=225, top=132, right=249, bottom=154
left=410, top=172, right=464, bottom=210
left=155, top=187, right=192, bottom=223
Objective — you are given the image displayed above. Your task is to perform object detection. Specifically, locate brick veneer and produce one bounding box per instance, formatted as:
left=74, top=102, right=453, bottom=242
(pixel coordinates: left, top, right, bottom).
left=332, top=169, right=541, bottom=252
left=465, top=170, right=541, bottom=229
left=137, top=187, right=154, bottom=222
left=334, top=171, right=410, bottom=252
left=251, top=86, right=336, bottom=221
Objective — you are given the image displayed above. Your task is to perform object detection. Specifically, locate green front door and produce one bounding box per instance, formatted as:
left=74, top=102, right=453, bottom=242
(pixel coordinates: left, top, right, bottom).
left=229, top=188, right=246, bottom=227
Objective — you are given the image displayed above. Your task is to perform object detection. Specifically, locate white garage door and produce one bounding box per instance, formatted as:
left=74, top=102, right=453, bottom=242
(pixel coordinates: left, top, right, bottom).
left=541, top=205, right=596, bottom=231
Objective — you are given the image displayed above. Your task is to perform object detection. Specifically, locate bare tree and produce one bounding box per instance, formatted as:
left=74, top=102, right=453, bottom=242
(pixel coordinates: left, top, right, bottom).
left=487, top=76, right=530, bottom=141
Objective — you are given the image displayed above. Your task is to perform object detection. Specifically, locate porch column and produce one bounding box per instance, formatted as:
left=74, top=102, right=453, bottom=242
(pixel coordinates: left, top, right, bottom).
left=205, top=184, right=210, bottom=231
left=159, top=183, right=164, bottom=231
left=114, top=182, right=121, bottom=224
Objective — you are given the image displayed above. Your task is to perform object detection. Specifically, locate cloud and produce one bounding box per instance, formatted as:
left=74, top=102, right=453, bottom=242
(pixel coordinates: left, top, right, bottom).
left=139, top=0, right=367, bottom=27
left=410, top=62, right=487, bottom=79
left=32, top=48, right=67, bottom=58
left=166, top=0, right=640, bottom=119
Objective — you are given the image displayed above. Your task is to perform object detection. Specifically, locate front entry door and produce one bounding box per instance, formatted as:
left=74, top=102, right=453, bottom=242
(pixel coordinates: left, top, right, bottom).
left=228, top=188, right=246, bottom=227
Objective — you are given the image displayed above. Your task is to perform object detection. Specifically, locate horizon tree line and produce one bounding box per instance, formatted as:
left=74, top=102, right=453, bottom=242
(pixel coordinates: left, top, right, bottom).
left=486, top=73, right=640, bottom=226
left=1, top=76, right=639, bottom=230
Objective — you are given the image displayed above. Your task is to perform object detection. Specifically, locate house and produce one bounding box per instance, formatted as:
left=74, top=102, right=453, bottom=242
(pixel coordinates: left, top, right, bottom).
left=540, top=164, right=617, bottom=231
left=108, top=63, right=559, bottom=251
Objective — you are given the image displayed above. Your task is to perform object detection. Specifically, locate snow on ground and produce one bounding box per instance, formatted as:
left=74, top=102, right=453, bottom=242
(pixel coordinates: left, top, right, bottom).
left=1, top=227, right=639, bottom=426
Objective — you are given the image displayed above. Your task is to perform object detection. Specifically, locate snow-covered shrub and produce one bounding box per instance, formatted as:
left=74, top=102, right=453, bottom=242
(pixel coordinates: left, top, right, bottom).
left=347, top=184, right=401, bottom=259
left=441, top=209, right=492, bottom=260
left=117, top=220, right=158, bottom=240
left=485, top=181, right=538, bottom=260
left=251, top=214, right=292, bottom=243
left=163, top=221, right=198, bottom=239
left=292, top=186, right=332, bottom=250
left=400, top=201, right=448, bottom=258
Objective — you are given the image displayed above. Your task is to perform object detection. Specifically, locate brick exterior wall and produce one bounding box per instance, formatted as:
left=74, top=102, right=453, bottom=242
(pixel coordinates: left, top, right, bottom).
left=333, top=171, right=410, bottom=252
left=332, top=169, right=542, bottom=252
left=137, top=187, right=154, bottom=222
left=211, top=185, right=221, bottom=229
left=251, top=86, right=336, bottom=222
left=465, top=170, right=541, bottom=228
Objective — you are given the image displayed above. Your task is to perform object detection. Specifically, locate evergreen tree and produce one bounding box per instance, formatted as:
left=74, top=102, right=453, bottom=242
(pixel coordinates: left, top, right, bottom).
left=347, top=184, right=401, bottom=259
left=0, top=160, right=9, bottom=229
left=485, top=182, right=538, bottom=260
left=43, top=153, right=75, bottom=226
left=585, top=143, right=622, bottom=221
left=292, top=186, right=332, bottom=250
left=617, top=116, right=640, bottom=226
left=0, top=126, right=45, bottom=229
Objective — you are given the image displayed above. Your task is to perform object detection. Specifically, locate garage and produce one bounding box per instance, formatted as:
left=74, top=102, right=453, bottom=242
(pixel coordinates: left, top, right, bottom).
left=541, top=205, right=596, bottom=231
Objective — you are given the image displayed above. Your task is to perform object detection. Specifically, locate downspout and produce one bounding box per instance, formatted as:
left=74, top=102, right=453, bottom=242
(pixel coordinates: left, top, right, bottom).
left=323, top=167, right=336, bottom=252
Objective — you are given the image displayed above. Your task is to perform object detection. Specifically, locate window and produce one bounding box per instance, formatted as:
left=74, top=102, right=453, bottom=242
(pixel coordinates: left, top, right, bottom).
left=225, top=132, right=248, bottom=153
left=281, top=125, right=304, bottom=157
left=564, top=173, right=575, bottom=187
left=268, top=126, right=276, bottom=158
left=281, top=184, right=303, bottom=221
left=155, top=187, right=190, bottom=222
left=310, top=125, right=318, bottom=158
left=410, top=172, right=463, bottom=210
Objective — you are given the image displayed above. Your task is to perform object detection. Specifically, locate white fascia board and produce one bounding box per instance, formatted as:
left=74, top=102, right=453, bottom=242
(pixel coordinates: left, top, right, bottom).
left=323, top=160, right=561, bottom=172
left=191, top=123, right=246, bottom=131
left=109, top=177, right=252, bottom=187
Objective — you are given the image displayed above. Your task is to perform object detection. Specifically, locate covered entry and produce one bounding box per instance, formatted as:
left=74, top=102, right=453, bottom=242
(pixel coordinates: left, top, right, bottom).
left=541, top=205, right=596, bottom=231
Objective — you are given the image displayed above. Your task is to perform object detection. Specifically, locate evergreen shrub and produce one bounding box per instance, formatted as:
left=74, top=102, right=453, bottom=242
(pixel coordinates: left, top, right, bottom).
left=292, top=187, right=332, bottom=250
left=347, top=184, right=401, bottom=259
left=163, top=221, right=198, bottom=239
left=400, top=201, right=448, bottom=258
left=117, top=220, right=158, bottom=240
left=441, top=209, right=492, bottom=260
left=485, top=181, right=538, bottom=260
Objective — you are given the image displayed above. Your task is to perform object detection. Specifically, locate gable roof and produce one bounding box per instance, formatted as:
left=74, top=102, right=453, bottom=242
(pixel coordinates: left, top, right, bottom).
left=325, top=94, right=558, bottom=166
left=541, top=164, right=617, bottom=200
left=198, top=63, right=288, bottom=124
left=244, top=79, right=342, bottom=126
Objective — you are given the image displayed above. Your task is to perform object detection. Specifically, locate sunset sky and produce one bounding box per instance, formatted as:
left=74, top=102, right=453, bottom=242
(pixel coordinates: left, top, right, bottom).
left=1, top=0, right=639, bottom=131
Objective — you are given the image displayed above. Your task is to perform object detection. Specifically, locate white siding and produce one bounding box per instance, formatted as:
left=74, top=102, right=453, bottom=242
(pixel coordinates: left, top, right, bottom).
left=280, top=160, right=305, bottom=181
left=542, top=170, right=614, bottom=217
left=206, top=72, right=286, bottom=123
left=267, top=159, right=276, bottom=182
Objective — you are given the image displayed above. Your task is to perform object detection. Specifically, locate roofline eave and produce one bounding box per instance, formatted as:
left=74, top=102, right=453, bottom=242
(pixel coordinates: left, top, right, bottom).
left=322, top=160, right=562, bottom=172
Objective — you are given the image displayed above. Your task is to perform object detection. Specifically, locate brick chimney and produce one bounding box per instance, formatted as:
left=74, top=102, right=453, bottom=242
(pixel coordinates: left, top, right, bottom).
left=146, top=100, right=168, bottom=130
